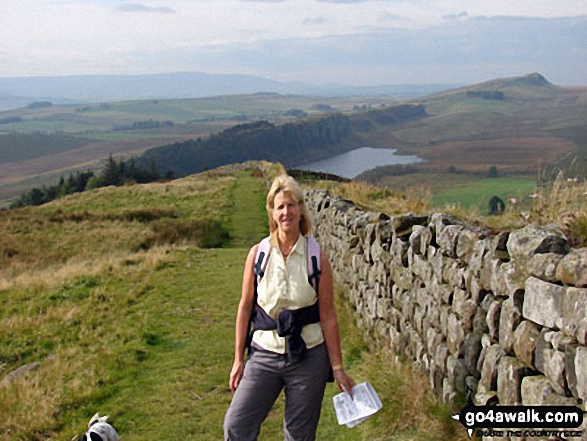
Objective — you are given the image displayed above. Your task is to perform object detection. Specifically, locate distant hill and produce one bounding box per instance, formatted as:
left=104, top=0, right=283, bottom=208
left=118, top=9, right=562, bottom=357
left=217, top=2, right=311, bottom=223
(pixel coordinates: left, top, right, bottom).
left=0, top=72, right=455, bottom=111
left=358, top=72, right=587, bottom=185
left=424, top=73, right=558, bottom=100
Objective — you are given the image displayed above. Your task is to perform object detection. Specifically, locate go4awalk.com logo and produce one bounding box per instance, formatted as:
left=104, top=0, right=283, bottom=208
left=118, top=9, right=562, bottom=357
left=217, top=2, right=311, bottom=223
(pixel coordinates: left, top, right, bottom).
left=452, top=403, right=585, bottom=439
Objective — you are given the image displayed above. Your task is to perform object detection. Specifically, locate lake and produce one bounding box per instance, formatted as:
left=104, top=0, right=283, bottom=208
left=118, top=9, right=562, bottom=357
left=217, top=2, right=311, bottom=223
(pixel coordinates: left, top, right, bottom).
left=295, top=147, right=424, bottom=179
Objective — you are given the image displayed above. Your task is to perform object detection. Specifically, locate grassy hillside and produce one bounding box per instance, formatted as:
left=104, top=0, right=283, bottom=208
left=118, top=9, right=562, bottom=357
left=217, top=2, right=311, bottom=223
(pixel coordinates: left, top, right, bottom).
left=0, top=166, right=468, bottom=441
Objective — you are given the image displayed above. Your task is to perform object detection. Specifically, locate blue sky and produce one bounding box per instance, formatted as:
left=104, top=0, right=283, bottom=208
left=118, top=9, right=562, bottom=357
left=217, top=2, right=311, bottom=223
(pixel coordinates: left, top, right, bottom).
left=0, top=0, right=585, bottom=85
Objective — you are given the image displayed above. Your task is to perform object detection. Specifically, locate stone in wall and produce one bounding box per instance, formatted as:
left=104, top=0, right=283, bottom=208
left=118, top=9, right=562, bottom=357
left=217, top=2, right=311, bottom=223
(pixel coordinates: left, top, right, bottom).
left=565, top=344, right=587, bottom=403
left=428, top=245, right=444, bottom=283
left=534, top=328, right=551, bottom=374
left=486, top=299, right=502, bottom=341
left=556, top=248, right=587, bottom=287
left=409, top=225, right=431, bottom=256
left=431, top=274, right=452, bottom=305
left=528, top=252, right=563, bottom=282
left=479, top=344, right=504, bottom=392
left=437, top=224, right=464, bottom=258
left=521, top=375, right=558, bottom=405
left=513, top=320, right=541, bottom=368
left=542, top=346, right=568, bottom=396
left=470, top=238, right=492, bottom=274
left=478, top=256, right=494, bottom=292
left=457, top=228, right=488, bottom=264
left=447, top=313, right=465, bottom=355
left=507, top=224, right=569, bottom=277
left=491, top=261, right=525, bottom=299
left=392, top=213, right=428, bottom=239
left=499, top=293, right=524, bottom=354
left=424, top=300, right=441, bottom=331
left=429, top=212, right=461, bottom=237
left=523, top=277, right=565, bottom=329
left=477, top=334, right=493, bottom=379
left=376, top=291, right=393, bottom=323
left=449, top=261, right=468, bottom=291
left=447, top=354, right=468, bottom=393
left=410, top=253, right=433, bottom=284
left=573, top=346, right=587, bottom=403
left=470, top=273, right=488, bottom=304
left=472, top=308, right=489, bottom=336
left=391, top=235, right=409, bottom=270
left=454, top=287, right=477, bottom=330
left=563, top=286, right=587, bottom=342
left=497, top=356, right=532, bottom=405
left=463, top=332, right=483, bottom=377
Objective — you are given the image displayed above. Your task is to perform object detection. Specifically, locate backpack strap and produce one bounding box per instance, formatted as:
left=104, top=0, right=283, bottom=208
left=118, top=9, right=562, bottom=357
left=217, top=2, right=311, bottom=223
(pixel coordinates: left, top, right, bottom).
left=254, top=237, right=271, bottom=284
left=307, top=236, right=321, bottom=294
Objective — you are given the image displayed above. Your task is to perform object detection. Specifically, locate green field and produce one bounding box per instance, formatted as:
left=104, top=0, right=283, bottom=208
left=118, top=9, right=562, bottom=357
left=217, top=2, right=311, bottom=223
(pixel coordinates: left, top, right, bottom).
left=430, top=177, right=537, bottom=211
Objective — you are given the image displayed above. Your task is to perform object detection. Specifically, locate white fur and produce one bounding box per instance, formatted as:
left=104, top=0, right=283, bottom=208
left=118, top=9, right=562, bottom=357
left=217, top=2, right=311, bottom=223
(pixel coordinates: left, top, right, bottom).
left=72, top=413, right=119, bottom=441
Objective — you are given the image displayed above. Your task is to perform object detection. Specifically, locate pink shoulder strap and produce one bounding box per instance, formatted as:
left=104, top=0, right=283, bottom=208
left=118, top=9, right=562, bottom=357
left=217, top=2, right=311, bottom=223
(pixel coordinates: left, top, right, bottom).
left=254, top=237, right=271, bottom=284
left=307, top=236, right=321, bottom=292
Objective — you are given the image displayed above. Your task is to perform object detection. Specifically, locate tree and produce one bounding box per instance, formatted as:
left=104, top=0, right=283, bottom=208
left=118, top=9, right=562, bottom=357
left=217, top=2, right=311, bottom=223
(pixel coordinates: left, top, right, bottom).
left=100, top=154, right=123, bottom=186
left=487, top=165, right=499, bottom=178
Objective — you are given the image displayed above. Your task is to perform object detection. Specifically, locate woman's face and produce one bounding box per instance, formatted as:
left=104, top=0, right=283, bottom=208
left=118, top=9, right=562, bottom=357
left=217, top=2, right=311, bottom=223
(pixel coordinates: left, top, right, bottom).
left=272, top=191, right=300, bottom=235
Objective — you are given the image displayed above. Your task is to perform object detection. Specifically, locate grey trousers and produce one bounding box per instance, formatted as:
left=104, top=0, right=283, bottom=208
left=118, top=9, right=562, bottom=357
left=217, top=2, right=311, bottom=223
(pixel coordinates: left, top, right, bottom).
left=224, top=343, right=331, bottom=441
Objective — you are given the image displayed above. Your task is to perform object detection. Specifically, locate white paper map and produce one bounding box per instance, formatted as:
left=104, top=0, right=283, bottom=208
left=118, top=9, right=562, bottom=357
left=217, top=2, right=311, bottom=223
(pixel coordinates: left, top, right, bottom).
left=332, top=382, right=382, bottom=428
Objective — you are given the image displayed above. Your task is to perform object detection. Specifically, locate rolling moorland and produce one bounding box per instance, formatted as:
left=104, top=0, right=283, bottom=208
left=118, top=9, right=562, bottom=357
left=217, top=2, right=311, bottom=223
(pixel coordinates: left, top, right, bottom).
left=1, top=73, right=586, bottom=210
left=0, top=166, right=470, bottom=440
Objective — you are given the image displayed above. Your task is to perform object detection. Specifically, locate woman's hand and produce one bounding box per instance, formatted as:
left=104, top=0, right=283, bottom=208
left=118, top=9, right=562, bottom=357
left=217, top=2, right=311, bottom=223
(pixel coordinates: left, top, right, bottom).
left=229, top=360, right=245, bottom=393
left=333, top=369, right=355, bottom=397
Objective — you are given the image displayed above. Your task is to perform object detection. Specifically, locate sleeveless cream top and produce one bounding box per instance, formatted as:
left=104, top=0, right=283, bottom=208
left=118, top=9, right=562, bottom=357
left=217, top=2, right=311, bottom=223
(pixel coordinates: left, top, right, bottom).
left=252, top=234, right=324, bottom=354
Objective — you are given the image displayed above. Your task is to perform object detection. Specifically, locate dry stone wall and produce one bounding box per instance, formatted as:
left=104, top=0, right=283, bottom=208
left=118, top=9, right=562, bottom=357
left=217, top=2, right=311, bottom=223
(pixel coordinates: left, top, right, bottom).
left=305, top=189, right=587, bottom=412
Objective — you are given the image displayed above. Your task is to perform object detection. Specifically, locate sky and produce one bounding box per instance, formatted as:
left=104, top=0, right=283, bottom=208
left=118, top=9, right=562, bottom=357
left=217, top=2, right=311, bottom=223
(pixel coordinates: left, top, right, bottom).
left=1, top=0, right=586, bottom=86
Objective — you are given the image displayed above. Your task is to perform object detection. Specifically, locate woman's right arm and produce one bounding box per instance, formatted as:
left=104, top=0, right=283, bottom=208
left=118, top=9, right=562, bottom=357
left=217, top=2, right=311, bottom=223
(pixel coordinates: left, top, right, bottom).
left=229, top=244, right=258, bottom=393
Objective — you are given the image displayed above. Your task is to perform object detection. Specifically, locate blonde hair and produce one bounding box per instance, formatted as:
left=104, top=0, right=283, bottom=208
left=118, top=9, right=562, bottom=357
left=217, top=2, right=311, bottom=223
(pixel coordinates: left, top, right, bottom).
left=266, top=174, right=311, bottom=235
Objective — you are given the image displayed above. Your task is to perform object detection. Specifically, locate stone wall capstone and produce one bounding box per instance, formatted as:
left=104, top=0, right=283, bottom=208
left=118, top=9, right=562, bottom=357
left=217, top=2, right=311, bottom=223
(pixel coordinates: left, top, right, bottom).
left=305, top=189, right=587, bottom=415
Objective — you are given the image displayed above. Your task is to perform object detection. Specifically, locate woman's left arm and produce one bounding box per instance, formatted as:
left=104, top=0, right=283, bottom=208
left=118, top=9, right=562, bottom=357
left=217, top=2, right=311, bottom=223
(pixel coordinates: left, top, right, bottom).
left=318, top=249, right=355, bottom=394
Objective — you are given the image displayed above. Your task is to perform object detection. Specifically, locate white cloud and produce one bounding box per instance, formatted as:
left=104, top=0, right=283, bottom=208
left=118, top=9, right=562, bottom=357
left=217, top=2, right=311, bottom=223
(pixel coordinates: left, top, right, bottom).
left=376, top=10, right=409, bottom=23
left=303, top=15, right=329, bottom=25
left=116, top=3, right=176, bottom=13
left=0, top=0, right=585, bottom=85
left=443, top=11, right=468, bottom=21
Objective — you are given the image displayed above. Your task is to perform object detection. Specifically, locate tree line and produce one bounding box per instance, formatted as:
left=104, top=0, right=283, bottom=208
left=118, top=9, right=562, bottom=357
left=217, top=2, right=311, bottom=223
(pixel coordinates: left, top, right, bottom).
left=136, top=113, right=352, bottom=177
left=9, top=155, right=171, bottom=209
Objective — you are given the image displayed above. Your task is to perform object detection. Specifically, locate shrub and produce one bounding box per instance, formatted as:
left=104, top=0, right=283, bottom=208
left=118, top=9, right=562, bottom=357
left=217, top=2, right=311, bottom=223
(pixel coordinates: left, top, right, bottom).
left=487, top=165, right=499, bottom=178
left=139, top=219, right=230, bottom=249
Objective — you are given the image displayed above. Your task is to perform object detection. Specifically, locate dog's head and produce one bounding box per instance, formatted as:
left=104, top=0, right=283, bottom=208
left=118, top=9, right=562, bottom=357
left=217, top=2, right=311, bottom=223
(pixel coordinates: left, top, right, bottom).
left=74, top=413, right=120, bottom=441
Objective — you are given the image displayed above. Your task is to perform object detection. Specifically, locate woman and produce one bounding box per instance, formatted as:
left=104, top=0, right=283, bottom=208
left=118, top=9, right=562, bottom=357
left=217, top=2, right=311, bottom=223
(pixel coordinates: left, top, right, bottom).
left=224, top=174, right=355, bottom=441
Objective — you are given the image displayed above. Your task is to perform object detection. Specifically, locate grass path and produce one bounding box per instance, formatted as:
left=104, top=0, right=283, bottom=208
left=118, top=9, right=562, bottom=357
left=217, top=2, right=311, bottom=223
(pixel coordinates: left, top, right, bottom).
left=226, top=170, right=269, bottom=248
